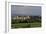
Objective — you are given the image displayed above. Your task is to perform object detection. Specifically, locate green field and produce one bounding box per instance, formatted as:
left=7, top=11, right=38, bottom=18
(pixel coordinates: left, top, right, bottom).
left=11, top=16, right=41, bottom=28
left=11, top=23, right=41, bottom=29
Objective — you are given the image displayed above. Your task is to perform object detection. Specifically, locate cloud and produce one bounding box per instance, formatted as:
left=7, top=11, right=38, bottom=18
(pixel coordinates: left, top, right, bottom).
left=11, top=5, right=41, bottom=16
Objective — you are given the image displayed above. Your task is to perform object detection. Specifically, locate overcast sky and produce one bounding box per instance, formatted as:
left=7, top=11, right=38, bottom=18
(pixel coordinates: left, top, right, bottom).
left=11, top=5, right=41, bottom=16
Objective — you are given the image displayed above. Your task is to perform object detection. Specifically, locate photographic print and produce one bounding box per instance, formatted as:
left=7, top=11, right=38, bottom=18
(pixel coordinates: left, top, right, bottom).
left=11, top=5, right=41, bottom=29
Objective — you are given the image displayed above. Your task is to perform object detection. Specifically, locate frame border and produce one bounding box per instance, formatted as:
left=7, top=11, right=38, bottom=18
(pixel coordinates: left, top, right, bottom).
left=5, top=1, right=44, bottom=33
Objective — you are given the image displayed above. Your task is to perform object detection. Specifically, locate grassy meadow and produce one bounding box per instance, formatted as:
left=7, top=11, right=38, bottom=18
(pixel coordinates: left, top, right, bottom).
left=11, top=16, right=41, bottom=29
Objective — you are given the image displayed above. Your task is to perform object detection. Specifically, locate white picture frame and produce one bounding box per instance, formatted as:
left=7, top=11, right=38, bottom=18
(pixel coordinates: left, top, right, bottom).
left=5, top=1, right=45, bottom=34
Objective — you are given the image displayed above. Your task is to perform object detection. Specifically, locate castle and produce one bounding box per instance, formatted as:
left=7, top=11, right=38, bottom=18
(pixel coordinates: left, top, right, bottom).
left=13, top=16, right=31, bottom=20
